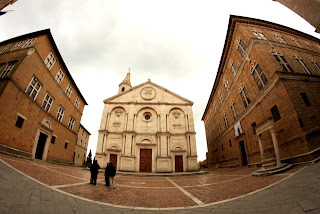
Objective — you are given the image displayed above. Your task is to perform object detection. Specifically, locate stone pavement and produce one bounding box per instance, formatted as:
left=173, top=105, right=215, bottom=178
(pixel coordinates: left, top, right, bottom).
left=0, top=154, right=319, bottom=214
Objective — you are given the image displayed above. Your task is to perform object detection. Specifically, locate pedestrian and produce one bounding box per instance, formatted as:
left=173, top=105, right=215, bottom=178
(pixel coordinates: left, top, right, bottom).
left=106, top=162, right=116, bottom=189
left=90, top=160, right=100, bottom=186
left=104, top=163, right=110, bottom=187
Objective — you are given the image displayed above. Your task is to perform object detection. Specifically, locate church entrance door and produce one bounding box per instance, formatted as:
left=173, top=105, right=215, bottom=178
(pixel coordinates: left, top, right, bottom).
left=110, top=154, right=117, bottom=169
left=175, top=155, right=183, bottom=172
left=140, top=149, right=152, bottom=172
left=35, top=132, right=47, bottom=160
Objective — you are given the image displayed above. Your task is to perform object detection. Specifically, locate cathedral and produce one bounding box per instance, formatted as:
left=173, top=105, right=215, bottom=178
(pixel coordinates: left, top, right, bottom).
left=95, top=73, right=198, bottom=172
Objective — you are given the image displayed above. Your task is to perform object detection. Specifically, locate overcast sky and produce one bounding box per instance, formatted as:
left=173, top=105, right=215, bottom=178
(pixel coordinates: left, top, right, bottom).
left=1, top=0, right=319, bottom=162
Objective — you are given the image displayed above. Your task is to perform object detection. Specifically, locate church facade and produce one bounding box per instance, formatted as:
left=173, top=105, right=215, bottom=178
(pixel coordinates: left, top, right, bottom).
left=95, top=73, right=198, bottom=172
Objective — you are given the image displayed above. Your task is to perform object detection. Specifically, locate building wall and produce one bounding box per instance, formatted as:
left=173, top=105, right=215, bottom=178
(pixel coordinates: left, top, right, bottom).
left=203, top=17, right=320, bottom=168
left=74, top=125, right=90, bottom=166
left=95, top=82, right=198, bottom=172
left=274, top=0, right=320, bottom=33
left=0, top=30, right=87, bottom=163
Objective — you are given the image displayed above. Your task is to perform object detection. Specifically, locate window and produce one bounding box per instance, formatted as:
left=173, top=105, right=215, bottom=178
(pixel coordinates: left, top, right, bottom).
left=290, top=37, right=301, bottom=47
left=26, top=77, right=41, bottom=100
left=64, top=141, right=69, bottom=149
left=237, top=38, right=247, bottom=56
left=270, top=105, right=281, bottom=122
left=56, top=106, right=65, bottom=122
left=224, top=79, right=230, bottom=92
left=22, top=38, right=36, bottom=48
left=240, top=85, right=251, bottom=108
left=223, top=113, right=229, bottom=129
left=251, top=122, right=256, bottom=134
left=41, top=93, right=54, bottom=112
left=68, top=117, right=75, bottom=130
left=229, top=140, right=232, bottom=147
left=44, top=52, right=56, bottom=70
left=230, top=61, right=238, bottom=77
left=219, top=92, right=223, bottom=104
left=294, top=54, right=311, bottom=75
left=272, top=50, right=294, bottom=72
left=121, top=87, right=125, bottom=92
left=251, top=61, right=268, bottom=90
left=251, top=29, right=267, bottom=40
left=217, top=122, right=221, bottom=135
left=74, top=97, right=80, bottom=108
left=51, top=136, right=56, bottom=144
left=65, top=85, right=72, bottom=98
left=11, top=41, right=24, bottom=51
left=273, top=33, right=286, bottom=44
left=221, top=144, right=224, bottom=151
left=310, top=59, right=320, bottom=73
left=0, top=44, right=11, bottom=54
left=55, top=69, right=65, bottom=84
left=0, top=61, right=16, bottom=78
left=15, top=116, right=25, bottom=128
left=300, top=92, right=311, bottom=107
left=230, top=102, right=238, bottom=120
left=307, top=43, right=316, bottom=52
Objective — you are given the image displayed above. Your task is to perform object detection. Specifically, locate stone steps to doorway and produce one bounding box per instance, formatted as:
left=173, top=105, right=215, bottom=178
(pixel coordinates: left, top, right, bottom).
left=115, top=170, right=208, bottom=177
left=252, top=163, right=293, bottom=177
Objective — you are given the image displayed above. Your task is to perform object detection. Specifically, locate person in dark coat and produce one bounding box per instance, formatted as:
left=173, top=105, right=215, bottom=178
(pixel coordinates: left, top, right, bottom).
left=105, top=162, right=116, bottom=189
left=104, top=163, right=110, bottom=187
left=90, top=160, right=100, bottom=186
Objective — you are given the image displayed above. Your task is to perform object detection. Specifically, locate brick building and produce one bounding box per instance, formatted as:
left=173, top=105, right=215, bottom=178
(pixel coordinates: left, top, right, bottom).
left=273, top=0, right=320, bottom=33
left=74, top=124, right=91, bottom=166
left=202, top=16, right=320, bottom=172
left=0, top=29, right=88, bottom=164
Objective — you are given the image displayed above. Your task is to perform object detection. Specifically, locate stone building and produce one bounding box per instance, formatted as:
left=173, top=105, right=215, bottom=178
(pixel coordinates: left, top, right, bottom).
left=202, top=16, right=320, bottom=173
left=273, top=0, right=320, bottom=33
left=0, top=29, right=88, bottom=164
left=95, top=73, right=198, bottom=172
left=74, top=124, right=91, bottom=166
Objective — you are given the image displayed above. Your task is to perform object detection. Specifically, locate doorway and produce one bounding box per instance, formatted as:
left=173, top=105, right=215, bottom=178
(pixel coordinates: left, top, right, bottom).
left=175, top=155, right=183, bottom=172
left=110, top=154, right=117, bottom=169
left=140, top=149, right=152, bottom=172
left=35, top=132, right=47, bottom=160
left=239, top=141, right=248, bottom=166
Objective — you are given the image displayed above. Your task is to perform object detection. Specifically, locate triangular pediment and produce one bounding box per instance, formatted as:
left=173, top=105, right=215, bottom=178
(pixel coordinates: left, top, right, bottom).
left=104, top=80, right=193, bottom=105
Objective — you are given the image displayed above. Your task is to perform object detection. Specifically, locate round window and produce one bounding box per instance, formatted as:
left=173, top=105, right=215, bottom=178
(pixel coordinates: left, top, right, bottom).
left=143, top=112, right=152, bottom=121
left=145, top=114, right=151, bottom=120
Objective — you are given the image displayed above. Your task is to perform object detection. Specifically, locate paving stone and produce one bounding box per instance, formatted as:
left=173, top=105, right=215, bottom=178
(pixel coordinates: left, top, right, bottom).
left=297, top=199, right=317, bottom=212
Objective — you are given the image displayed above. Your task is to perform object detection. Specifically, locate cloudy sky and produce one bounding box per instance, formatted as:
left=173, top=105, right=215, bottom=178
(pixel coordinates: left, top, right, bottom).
left=1, top=0, right=319, bottom=161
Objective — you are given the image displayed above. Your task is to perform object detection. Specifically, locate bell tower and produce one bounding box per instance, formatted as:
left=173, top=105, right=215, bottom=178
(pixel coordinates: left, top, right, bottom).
left=118, top=71, right=132, bottom=94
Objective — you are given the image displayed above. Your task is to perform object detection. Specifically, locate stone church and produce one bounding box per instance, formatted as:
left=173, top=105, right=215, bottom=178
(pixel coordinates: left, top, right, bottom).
left=95, top=73, right=198, bottom=172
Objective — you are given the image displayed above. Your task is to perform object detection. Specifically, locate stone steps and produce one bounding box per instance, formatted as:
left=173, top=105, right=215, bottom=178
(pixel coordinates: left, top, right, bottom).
left=252, top=163, right=293, bottom=177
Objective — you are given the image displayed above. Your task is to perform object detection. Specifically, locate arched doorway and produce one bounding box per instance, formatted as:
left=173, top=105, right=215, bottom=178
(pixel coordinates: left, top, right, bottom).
left=32, top=118, right=53, bottom=160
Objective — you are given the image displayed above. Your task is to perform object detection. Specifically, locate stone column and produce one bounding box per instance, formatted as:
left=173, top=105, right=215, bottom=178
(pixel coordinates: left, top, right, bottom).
left=257, top=134, right=264, bottom=159
left=133, top=114, right=136, bottom=131
left=105, top=113, right=110, bottom=130
left=270, top=127, right=281, bottom=166
left=185, top=115, right=189, bottom=132
left=166, top=114, right=169, bottom=132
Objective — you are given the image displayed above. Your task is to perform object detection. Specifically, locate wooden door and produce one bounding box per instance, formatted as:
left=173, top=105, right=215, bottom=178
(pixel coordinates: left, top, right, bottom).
left=35, top=133, right=47, bottom=159
left=140, top=149, right=152, bottom=172
left=175, top=155, right=183, bottom=172
left=239, top=141, right=248, bottom=166
left=110, top=154, right=117, bottom=169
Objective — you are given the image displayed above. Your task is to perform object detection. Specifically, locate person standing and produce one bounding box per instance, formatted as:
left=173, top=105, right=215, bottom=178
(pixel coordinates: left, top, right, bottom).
left=106, top=162, right=116, bottom=189
left=90, top=160, right=100, bottom=186
left=104, top=163, right=110, bottom=187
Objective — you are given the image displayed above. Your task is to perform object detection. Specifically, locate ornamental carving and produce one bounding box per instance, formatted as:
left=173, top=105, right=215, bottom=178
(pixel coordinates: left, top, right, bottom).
left=140, top=87, right=156, bottom=100
left=172, top=111, right=181, bottom=119
left=115, top=110, right=123, bottom=117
